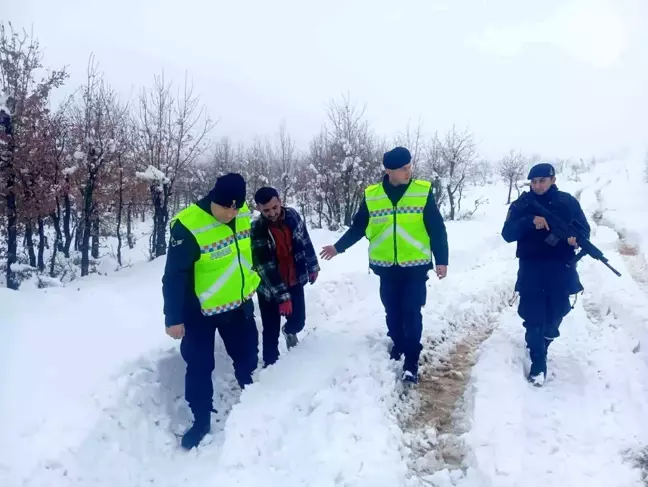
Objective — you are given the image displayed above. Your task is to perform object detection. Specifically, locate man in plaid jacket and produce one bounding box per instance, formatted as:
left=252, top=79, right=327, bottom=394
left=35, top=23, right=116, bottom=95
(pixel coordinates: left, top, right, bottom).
left=251, top=187, right=320, bottom=366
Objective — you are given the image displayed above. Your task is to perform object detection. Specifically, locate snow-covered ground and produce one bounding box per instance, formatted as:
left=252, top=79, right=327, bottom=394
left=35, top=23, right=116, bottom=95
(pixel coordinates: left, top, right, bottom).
left=2, top=158, right=648, bottom=487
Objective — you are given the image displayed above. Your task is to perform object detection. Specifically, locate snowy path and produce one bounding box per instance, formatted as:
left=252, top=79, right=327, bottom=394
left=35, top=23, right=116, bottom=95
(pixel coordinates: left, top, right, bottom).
left=462, top=299, right=648, bottom=487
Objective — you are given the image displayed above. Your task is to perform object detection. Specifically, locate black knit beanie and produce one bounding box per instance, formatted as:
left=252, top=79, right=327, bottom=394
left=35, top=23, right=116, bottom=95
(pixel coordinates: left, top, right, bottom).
left=208, top=173, right=247, bottom=209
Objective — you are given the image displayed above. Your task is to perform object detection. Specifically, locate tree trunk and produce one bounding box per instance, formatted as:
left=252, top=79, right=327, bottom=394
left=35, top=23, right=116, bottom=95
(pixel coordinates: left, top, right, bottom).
left=81, top=176, right=96, bottom=277
left=5, top=182, right=18, bottom=289
left=151, top=185, right=169, bottom=258
left=37, top=217, right=46, bottom=273
left=507, top=177, right=513, bottom=204
left=446, top=184, right=456, bottom=221
left=433, top=178, right=445, bottom=207
left=49, top=236, right=58, bottom=277
left=75, top=224, right=83, bottom=252
left=3, top=123, right=19, bottom=289
left=173, top=191, right=180, bottom=214
left=63, top=192, right=73, bottom=257
left=126, top=201, right=134, bottom=249
left=91, top=215, right=100, bottom=259
left=51, top=199, right=64, bottom=252
left=458, top=185, right=464, bottom=214
left=25, top=220, right=36, bottom=267
left=116, top=166, right=123, bottom=266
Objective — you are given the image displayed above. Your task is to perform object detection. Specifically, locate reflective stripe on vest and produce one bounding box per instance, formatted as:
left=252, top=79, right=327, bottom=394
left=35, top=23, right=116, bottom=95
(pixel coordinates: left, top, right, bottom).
left=170, top=203, right=260, bottom=315
left=364, top=179, right=432, bottom=267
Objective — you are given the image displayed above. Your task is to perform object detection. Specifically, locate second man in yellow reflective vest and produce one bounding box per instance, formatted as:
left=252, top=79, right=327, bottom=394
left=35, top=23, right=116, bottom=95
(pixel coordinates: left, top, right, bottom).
left=320, top=147, right=449, bottom=384
left=162, top=173, right=260, bottom=450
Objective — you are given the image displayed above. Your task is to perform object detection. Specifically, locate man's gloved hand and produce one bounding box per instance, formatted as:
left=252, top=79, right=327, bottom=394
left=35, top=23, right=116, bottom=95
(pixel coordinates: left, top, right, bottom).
left=309, top=271, right=319, bottom=284
left=279, top=300, right=293, bottom=316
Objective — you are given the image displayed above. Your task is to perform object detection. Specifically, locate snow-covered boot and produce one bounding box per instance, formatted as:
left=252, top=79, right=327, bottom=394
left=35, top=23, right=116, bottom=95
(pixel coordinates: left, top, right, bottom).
left=181, top=413, right=211, bottom=450
left=402, top=370, right=418, bottom=384
left=282, top=326, right=299, bottom=350
left=527, top=360, right=546, bottom=387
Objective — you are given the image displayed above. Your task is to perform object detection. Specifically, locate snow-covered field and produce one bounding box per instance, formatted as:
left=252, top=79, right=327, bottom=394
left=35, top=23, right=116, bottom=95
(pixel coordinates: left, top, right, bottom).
left=2, top=157, right=648, bottom=487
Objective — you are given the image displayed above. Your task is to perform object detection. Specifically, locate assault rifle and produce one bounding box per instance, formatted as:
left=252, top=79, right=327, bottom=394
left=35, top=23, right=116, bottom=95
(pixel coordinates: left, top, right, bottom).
left=524, top=197, right=622, bottom=277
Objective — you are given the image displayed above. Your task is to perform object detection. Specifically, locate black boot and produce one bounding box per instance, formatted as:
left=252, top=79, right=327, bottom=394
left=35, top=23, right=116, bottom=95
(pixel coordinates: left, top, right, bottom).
left=389, top=346, right=403, bottom=361
left=181, top=412, right=211, bottom=450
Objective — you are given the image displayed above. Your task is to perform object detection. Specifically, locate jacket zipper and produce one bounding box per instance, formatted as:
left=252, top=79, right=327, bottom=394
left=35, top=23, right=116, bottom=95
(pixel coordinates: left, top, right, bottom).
left=393, top=203, right=397, bottom=264
left=233, top=227, right=245, bottom=303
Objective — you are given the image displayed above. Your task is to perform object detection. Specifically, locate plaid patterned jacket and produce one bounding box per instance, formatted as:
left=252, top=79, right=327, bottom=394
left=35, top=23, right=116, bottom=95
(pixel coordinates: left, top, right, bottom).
left=251, top=207, right=320, bottom=303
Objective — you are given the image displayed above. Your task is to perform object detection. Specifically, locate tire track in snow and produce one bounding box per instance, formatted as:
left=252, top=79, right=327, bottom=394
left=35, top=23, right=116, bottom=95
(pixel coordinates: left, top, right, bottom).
left=396, top=246, right=518, bottom=485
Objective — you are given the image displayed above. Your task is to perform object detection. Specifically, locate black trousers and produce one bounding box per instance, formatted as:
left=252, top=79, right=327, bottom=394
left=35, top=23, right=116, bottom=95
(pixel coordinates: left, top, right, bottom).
left=257, top=284, right=306, bottom=366
left=518, top=291, right=571, bottom=373
left=379, top=276, right=427, bottom=375
left=180, top=300, right=258, bottom=415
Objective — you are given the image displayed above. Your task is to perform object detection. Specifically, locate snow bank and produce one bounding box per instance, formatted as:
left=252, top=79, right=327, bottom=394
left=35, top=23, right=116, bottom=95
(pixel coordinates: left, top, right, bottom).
left=0, top=261, right=171, bottom=483
left=10, top=263, right=36, bottom=272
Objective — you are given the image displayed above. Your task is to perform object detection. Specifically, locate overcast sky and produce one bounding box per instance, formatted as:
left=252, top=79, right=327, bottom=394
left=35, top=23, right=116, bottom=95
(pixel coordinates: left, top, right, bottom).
left=6, top=0, right=648, bottom=160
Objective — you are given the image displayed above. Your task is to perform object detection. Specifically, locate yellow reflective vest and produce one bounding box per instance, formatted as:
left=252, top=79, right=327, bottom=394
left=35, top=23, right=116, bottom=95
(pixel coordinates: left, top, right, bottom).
left=364, top=179, right=432, bottom=267
left=170, top=202, right=260, bottom=315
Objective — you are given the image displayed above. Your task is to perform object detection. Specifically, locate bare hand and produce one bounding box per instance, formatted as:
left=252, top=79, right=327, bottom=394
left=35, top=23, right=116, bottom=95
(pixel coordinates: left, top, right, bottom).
left=533, top=216, right=550, bottom=231
left=436, top=265, right=448, bottom=280
left=309, top=271, right=319, bottom=284
left=166, top=323, right=185, bottom=340
left=320, top=245, right=338, bottom=261
left=568, top=237, right=579, bottom=248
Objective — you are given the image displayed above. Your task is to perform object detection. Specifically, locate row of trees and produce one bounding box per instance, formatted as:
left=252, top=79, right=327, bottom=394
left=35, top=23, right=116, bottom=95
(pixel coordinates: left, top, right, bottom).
left=0, top=24, right=215, bottom=288
left=0, top=23, right=583, bottom=289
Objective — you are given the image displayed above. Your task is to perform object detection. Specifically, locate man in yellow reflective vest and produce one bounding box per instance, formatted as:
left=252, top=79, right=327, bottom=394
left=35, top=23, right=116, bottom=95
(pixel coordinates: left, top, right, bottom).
left=162, top=173, right=260, bottom=449
left=320, top=147, right=449, bottom=385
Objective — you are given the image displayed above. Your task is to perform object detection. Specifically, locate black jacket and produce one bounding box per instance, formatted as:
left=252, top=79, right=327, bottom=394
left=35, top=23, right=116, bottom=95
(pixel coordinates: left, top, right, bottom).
left=334, top=176, right=449, bottom=278
left=502, top=185, right=590, bottom=295
left=162, top=197, right=237, bottom=327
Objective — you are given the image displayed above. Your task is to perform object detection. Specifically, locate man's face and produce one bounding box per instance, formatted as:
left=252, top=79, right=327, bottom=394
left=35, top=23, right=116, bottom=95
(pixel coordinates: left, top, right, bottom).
left=386, top=163, right=413, bottom=185
left=258, top=196, right=282, bottom=222
left=211, top=202, right=239, bottom=223
left=530, top=176, right=555, bottom=195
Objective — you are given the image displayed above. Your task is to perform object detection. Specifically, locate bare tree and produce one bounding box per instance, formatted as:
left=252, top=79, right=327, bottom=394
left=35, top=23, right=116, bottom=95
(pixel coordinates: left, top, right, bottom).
left=438, top=126, right=477, bottom=220
left=498, top=150, right=526, bottom=204
left=419, top=133, right=446, bottom=207
left=242, top=137, right=271, bottom=202
left=318, top=94, right=381, bottom=228
left=134, top=72, right=214, bottom=258
left=68, top=56, right=120, bottom=276
left=394, top=117, right=424, bottom=172
left=271, top=121, right=296, bottom=202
